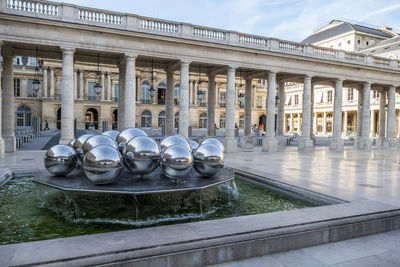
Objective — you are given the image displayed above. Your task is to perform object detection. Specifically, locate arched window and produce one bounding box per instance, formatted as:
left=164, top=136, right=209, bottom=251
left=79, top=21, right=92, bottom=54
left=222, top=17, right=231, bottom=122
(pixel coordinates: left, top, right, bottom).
left=158, top=111, right=165, bottom=128
left=141, top=110, right=152, bottom=128
left=199, top=112, right=207, bottom=128
left=158, top=82, right=166, bottom=105
left=141, top=80, right=151, bottom=104
left=174, top=83, right=180, bottom=105
left=239, top=114, right=244, bottom=129
left=16, top=105, right=32, bottom=128
left=174, top=112, right=179, bottom=128
left=85, top=108, right=99, bottom=129
left=112, top=109, right=118, bottom=130
left=219, top=113, right=225, bottom=129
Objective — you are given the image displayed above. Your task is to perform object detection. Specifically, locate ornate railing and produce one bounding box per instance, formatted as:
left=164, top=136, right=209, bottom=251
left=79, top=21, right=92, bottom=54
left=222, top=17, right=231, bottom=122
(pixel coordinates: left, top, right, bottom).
left=193, top=27, right=226, bottom=40
left=139, top=18, right=177, bottom=33
left=344, top=52, right=365, bottom=62
left=239, top=35, right=267, bottom=46
left=279, top=41, right=304, bottom=53
left=373, top=57, right=390, bottom=66
left=314, top=47, right=335, bottom=58
left=6, top=0, right=58, bottom=15
left=78, top=8, right=122, bottom=24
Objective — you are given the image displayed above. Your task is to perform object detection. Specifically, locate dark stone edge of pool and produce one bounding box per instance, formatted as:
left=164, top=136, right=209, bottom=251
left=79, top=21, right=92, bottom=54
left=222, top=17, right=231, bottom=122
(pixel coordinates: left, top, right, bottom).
left=1, top=167, right=400, bottom=267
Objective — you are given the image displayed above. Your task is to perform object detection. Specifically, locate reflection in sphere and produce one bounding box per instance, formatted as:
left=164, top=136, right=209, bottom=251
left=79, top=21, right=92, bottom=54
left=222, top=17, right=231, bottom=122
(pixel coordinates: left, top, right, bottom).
left=83, top=145, right=123, bottom=184
left=67, top=139, right=75, bottom=148
left=160, top=144, right=193, bottom=179
left=123, top=136, right=160, bottom=175
left=82, top=135, right=118, bottom=155
left=102, top=130, right=120, bottom=141
left=44, top=144, right=77, bottom=176
left=116, top=128, right=147, bottom=152
left=73, top=133, right=95, bottom=164
left=160, top=134, right=191, bottom=152
left=193, top=143, right=224, bottom=177
left=201, top=138, right=224, bottom=153
left=190, top=140, right=199, bottom=151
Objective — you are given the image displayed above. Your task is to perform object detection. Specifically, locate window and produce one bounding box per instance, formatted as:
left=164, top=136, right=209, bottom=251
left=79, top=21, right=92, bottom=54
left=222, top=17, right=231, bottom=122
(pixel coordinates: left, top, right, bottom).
left=239, top=114, right=244, bottom=129
left=327, top=91, right=333, bottom=103
left=114, top=84, right=119, bottom=102
left=27, top=79, right=37, bottom=97
left=257, top=96, right=263, bottom=108
left=219, top=92, right=226, bottom=107
left=141, top=110, right=152, bottom=128
left=13, top=57, right=20, bottom=65
left=347, top=88, right=354, bottom=101
left=16, top=105, right=31, bottom=127
left=373, top=90, right=379, bottom=99
left=219, top=113, right=225, bottom=128
left=141, top=80, right=151, bottom=104
left=338, top=42, right=342, bottom=47
left=366, top=41, right=369, bottom=46
left=29, top=57, right=36, bottom=66
left=174, top=83, right=180, bottom=105
left=158, top=82, right=166, bottom=104
left=158, top=111, right=165, bottom=128
left=357, top=40, right=361, bottom=44
left=14, top=78, right=20, bottom=97
left=199, top=112, right=207, bottom=128
left=294, top=95, right=299, bottom=105
left=347, top=40, right=351, bottom=45
left=87, top=82, right=97, bottom=101
left=174, top=112, right=179, bottom=128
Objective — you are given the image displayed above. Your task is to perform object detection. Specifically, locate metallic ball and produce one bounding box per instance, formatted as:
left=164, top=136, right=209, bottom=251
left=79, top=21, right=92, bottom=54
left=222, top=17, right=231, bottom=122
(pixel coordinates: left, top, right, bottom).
left=160, top=134, right=191, bottom=152
left=102, top=130, right=120, bottom=141
left=67, top=139, right=75, bottom=148
left=116, top=128, right=147, bottom=152
left=201, top=138, right=224, bottom=153
left=123, top=136, right=161, bottom=175
left=73, top=134, right=95, bottom=164
left=193, top=143, right=224, bottom=177
left=83, top=145, right=123, bottom=184
left=44, top=144, right=77, bottom=176
left=190, top=140, right=199, bottom=151
left=82, top=135, right=118, bottom=155
left=160, top=144, right=193, bottom=179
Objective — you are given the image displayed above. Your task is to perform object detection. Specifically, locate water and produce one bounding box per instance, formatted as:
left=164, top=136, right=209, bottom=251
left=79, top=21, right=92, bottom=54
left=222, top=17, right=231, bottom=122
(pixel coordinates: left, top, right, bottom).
left=0, top=176, right=316, bottom=245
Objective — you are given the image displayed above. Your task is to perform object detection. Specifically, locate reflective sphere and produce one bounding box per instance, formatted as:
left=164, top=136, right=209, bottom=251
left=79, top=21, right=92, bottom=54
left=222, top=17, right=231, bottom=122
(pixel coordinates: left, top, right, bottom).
left=102, top=130, right=120, bottom=141
left=201, top=138, right=224, bottom=153
left=82, top=135, right=118, bottom=155
left=44, top=144, right=77, bottom=176
left=160, top=144, right=193, bottom=179
left=123, top=136, right=161, bottom=174
left=193, top=143, right=224, bottom=177
left=160, top=135, right=191, bottom=152
left=83, top=145, right=123, bottom=184
left=190, top=140, right=199, bottom=151
left=116, top=128, right=147, bottom=152
left=67, top=139, right=75, bottom=148
left=73, top=134, right=95, bottom=164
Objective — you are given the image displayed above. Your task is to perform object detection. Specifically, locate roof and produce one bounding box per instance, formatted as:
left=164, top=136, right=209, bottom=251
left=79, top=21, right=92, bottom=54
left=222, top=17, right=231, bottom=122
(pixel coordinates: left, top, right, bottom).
left=362, top=36, right=400, bottom=54
left=302, top=20, right=394, bottom=44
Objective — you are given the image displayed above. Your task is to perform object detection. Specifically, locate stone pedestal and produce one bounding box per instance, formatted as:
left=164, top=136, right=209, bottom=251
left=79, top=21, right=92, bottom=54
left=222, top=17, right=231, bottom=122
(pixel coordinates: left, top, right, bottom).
left=385, top=138, right=396, bottom=148
left=375, top=138, right=386, bottom=147
left=329, top=138, right=344, bottom=152
left=354, top=138, right=371, bottom=150
left=298, top=138, right=313, bottom=152
left=224, top=138, right=238, bottom=153
left=240, top=136, right=254, bottom=149
left=262, top=138, right=278, bottom=152
left=276, top=135, right=286, bottom=147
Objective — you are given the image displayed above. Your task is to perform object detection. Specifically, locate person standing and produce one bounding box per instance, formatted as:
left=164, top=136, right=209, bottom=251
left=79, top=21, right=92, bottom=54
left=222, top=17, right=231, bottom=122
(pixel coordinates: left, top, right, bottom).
left=44, top=120, right=50, bottom=131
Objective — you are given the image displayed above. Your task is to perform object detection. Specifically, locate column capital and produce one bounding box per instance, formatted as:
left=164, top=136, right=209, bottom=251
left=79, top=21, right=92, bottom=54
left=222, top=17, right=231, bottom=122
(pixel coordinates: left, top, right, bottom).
left=362, top=82, right=371, bottom=87
left=180, top=58, right=192, bottom=65
left=125, top=52, right=138, bottom=60
left=1, top=45, right=13, bottom=58
left=335, top=78, right=344, bottom=82
left=227, top=65, right=238, bottom=70
left=304, top=74, right=312, bottom=80
left=268, top=71, right=276, bottom=77
left=60, top=47, right=75, bottom=54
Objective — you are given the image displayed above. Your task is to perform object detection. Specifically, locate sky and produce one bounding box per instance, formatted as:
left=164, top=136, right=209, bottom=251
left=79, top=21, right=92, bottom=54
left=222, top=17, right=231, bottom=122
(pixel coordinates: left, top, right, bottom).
left=54, top=0, right=400, bottom=42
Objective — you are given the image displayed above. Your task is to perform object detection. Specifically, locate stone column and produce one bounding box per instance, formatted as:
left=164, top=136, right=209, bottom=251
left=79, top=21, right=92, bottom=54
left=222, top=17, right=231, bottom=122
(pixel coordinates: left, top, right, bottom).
left=42, top=67, right=48, bottom=98
left=0, top=44, right=9, bottom=155
left=356, top=88, right=363, bottom=137
left=179, top=60, right=190, bottom=138
left=240, top=78, right=253, bottom=148
left=263, top=71, right=278, bottom=152
left=370, top=109, right=376, bottom=137
left=323, top=112, right=327, bottom=134
left=107, top=72, right=112, bottom=101
left=310, top=84, right=315, bottom=142
left=377, top=90, right=387, bottom=146
left=207, top=73, right=216, bottom=137
left=253, top=85, right=257, bottom=108
left=224, top=66, right=238, bottom=152
left=20, top=79, right=27, bottom=97
left=386, top=86, right=396, bottom=146
left=79, top=70, right=84, bottom=100
left=165, top=69, right=174, bottom=135
left=343, top=111, right=348, bottom=135
left=49, top=67, right=55, bottom=98
left=100, top=72, right=105, bottom=101
left=215, top=82, right=219, bottom=107
left=329, top=78, right=344, bottom=151
left=298, top=75, right=313, bottom=151
left=118, top=61, right=126, bottom=131
left=73, top=70, right=78, bottom=100
left=276, top=81, right=286, bottom=146
left=122, top=54, right=137, bottom=129
left=355, top=83, right=371, bottom=149
left=194, top=80, right=198, bottom=106
left=59, top=47, right=75, bottom=144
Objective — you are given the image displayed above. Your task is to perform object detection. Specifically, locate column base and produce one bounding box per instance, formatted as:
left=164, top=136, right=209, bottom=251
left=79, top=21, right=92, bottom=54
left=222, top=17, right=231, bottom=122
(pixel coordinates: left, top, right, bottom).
left=276, top=135, right=286, bottom=147
left=240, top=136, right=254, bottom=149
left=375, top=138, right=386, bottom=147
left=3, top=135, right=16, bottom=153
left=59, top=137, right=74, bottom=145
left=262, top=138, right=278, bottom=152
left=329, top=138, right=344, bottom=152
left=0, top=138, right=5, bottom=157
left=353, top=138, right=371, bottom=150
left=298, top=138, right=313, bottom=152
left=223, top=138, right=238, bottom=153
left=385, top=138, right=396, bottom=148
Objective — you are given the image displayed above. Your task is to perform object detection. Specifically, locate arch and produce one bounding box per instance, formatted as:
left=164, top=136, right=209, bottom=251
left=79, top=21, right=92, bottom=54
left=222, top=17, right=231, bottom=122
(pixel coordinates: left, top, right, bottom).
left=16, top=105, right=32, bottom=128
left=199, top=112, right=207, bottom=128
left=141, top=80, right=151, bottom=104
left=85, top=108, right=99, bottom=129
left=174, top=112, right=179, bottom=128
left=219, top=113, right=226, bottom=129
left=258, top=114, right=266, bottom=129
left=158, top=82, right=166, bottom=105
left=112, top=109, right=118, bottom=130
left=158, top=111, right=165, bottom=128
left=141, top=110, right=152, bottom=128
left=56, top=108, right=61, bottom=129
left=174, top=83, right=180, bottom=105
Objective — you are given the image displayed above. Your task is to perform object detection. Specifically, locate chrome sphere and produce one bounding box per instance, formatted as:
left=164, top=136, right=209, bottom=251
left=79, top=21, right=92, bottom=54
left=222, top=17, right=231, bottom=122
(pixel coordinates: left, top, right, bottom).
left=193, top=143, right=224, bottom=177
left=160, top=144, right=193, bottom=179
left=190, top=140, right=199, bottom=151
left=67, top=139, right=75, bottom=148
left=73, top=134, right=95, bottom=164
left=160, top=134, right=191, bottom=152
left=44, top=144, right=77, bottom=176
left=123, top=136, right=161, bottom=175
left=116, top=128, right=147, bottom=152
left=201, top=138, right=224, bottom=153
left=83, top=145, right=123, bottom=184
left=102, top=130, right=120, bottom=141
left=82, top=135, right=118, bottom=155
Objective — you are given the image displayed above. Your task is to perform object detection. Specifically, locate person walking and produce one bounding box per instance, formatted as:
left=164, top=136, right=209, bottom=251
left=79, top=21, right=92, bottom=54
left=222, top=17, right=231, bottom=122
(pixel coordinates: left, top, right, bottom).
left=44, top=120, right=50, bottom=131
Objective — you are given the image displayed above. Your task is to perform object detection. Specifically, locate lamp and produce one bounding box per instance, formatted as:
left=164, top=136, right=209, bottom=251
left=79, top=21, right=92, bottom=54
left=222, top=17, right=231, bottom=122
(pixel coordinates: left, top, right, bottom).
left=275, top=95, right=280, bottom=106
left=197, top=90, right=203, bottom=101
left=32, top=46, right=40, bottom=94
left=94, top=52, right=102, bottom=96
left=238, top=93, right=244, bottom=104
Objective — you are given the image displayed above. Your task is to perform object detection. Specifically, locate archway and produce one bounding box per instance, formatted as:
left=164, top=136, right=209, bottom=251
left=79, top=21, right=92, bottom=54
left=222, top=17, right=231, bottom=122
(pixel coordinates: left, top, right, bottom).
left=158, top=111, right=165, bottom=128
left=85, top=108, right=98, bottom=129
left=141, top=80, right=151, bottom=104
left=141, top=110, right=152, bottom=128
left=219, top=113, right=225, bottom=129
left=199, top=112, right=207, bottom=128
left=112, top=109, right=118, bottom=130
left=158, top=82, right=166, bottom=105
left=16, top=105, right=32, bottom=128
left=258, top=115, right=266, bottom=129
left=56, top=108, right=61, bottom=129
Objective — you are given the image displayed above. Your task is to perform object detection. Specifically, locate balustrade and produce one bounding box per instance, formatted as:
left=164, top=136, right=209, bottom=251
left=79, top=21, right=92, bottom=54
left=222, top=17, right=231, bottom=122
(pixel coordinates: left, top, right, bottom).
left=7, top=0, right=58, bottom=15
left=193, top=27, right=226, bottom=40
left=78, top=9, right=122, bottom=24
left=279, top=41, right=304, bottom=53
left=139, top=18, right=177, bottom=32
